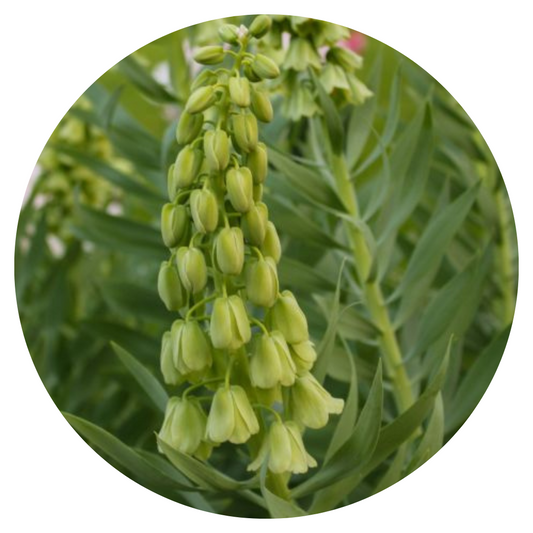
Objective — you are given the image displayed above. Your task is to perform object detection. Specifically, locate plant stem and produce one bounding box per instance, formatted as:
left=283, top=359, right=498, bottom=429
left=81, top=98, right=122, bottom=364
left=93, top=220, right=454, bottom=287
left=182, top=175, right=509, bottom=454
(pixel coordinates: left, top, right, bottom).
left=331, top=153, right=414, bottom=413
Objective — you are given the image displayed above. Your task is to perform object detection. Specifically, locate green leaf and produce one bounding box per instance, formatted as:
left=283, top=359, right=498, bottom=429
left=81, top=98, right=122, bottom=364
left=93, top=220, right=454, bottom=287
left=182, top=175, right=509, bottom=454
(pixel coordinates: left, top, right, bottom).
left=259, top=465, right=306, bottom=518
left=52, top=144, right=164, bottom=202
left=313, top=261, right=346, bottom=383
left=117, top=56, right=177, bottom=104
left=404, top=392, right=444, bottom=476
left=312, top=73, right=344, bottom=155
left=345, top=96, right=377, bottom=170
left=64, top=413, right=194, bottom=492
left=111, top=342, right=168, bottom=413
left=324, top=341, right=358, bottom=462
left=267, top=148, right=345, bottom=213
left=393, top=181, right=481, bottom=326
left=157, top=437, right=250, bottom=492
left=372, top=443, right=408, bottom=495
left=72, top=205, right=165, bottom=258
left=293, top=361, right=382, bottom=500
left=309, top=339, right=450, bottom=513
left=277, top=256, right=337, bottom=294
left=99, top=281, right=172, bottom=324
left=445, top=326, right=510, bottom=433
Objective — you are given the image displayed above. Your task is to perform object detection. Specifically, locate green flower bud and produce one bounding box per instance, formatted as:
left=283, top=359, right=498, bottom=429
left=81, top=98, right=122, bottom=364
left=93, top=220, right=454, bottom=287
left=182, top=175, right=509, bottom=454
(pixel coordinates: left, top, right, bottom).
left=248, top=420, right=317, bottom=474
left=190, top=188, right=218, bottom=233
left=245, top=256, right=278, bottom=308
left=160, top=331, right=181, bottom=385
left=190, top=69, right=218, bottom=92
left=167, top=164, right=176, bottom=199
left=171, top=145, right=203, bottom=191
left=210, top=295, right=251, bottom=350
left=243, top=63, right=262, bottom=83
left=206, top=385, right=259, bottom=444
left=214, top=226, right=244, bottom=275
left=203, top=129, right=230, bottom=172
left=249, top=15, right=272, bottom=39
left=327, top=46, right=363, bottom=71
left=176, top=110, right=204, bottom=145
left=218, top=24, right=240, bottom=45
left=193, top=45, right=225, bottom=65
left=284, top=37, right=322, bottom=72
left=232, top=113, right=258, bottom=153
left=229, top=76, right=251, bottom=107
left=176, top=246, right=207, bottom=294
left=171, top=319, right=212, bottom=375
left=158, top=261, right=186, bottom=311
left=251, top=54, right=280, bottom=80
left=247, top=142, right=268, bottom=184
left=250, top=89, right=273, bottom=122
left=185, top=85, right=218, bottom=114
left=289, top=372, right=344, bottom=429
left=270, top=290, right=309, bottom=344
left=261, top=221, right=282, bottom=263
left=226, top=167, right=253, bottom=213
left=242, top=201, right=268, bottom=246
left=289, top=340, right=317, bottom=372
left=253, top=184, right=263, bottom=202
left=161, top=203, right=189, bottom=248
left=158, top=397, right=208, bottom=456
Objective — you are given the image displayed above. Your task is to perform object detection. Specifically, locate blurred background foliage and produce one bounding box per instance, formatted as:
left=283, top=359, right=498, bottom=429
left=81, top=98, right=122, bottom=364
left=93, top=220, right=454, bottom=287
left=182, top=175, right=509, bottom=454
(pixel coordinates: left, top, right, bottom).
left=15, top=15, right=517, bottom=517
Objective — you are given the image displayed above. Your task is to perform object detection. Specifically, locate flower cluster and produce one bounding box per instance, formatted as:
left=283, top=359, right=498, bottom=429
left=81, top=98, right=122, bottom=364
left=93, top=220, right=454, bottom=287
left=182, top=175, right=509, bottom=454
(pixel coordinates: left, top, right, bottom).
left=257, top=15, right=372, bottom=120
left=157, top=15, right=344, bottom=476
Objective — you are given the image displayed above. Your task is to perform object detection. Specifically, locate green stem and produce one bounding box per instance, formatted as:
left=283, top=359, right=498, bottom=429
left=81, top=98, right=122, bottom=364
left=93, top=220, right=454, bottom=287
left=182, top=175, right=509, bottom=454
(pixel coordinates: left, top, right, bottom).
left=331, top=153, right=414, bottom=413
left=186, top=293, right=217, bottom=320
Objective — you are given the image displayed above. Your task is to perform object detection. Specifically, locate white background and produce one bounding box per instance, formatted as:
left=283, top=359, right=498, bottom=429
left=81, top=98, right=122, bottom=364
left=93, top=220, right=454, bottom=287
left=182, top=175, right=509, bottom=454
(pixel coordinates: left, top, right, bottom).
left=2, top=1, right=532, bottom=531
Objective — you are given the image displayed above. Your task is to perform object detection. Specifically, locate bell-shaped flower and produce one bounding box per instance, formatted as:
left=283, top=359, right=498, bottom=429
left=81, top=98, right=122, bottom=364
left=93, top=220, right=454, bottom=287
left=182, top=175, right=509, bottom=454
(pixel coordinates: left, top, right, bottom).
left=231, top=113, right=258, bottom=153
left=229, top=76, right=251, bottom=108
left=226, top=167, right=253, bottom=213
left=171, top=319, right=212, bottom=376
left=161, top=203, right=189, bottom=248
left=261, top=221, right=281, bottom=263
left=242, top=201, right=268, bottom=246
left=209, top=295, right=251, bottom=350
left=289, top=372, right=344, bottom=429
left=205, top=385, right=259, bottom=444
left=190, top=188, right=219, bottom=233
left=158, top=396, right=210, bottom=458
left=171, top=145, right=203, bottom=193
left=160, top=330, right=181, bottom=386
left=249, top=331, right=296, bottom=388
left=247, top=142, right=268, bottom=184
left=247, top=420, right=317, bottom=474
left=157, top=261, right=186, bottom=311
left=203, top=129, right=230, bottom=172
left=289, top=340, right=317, bottom=372
left=270, top=290, right=309, bottom=344
left=245, top=256, right=278, bottom=308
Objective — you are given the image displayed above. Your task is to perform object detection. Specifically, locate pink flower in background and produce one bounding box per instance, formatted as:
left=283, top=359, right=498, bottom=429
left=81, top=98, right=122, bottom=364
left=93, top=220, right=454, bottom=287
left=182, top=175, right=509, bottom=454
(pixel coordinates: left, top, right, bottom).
left=340, top=31, right=367, bottom=54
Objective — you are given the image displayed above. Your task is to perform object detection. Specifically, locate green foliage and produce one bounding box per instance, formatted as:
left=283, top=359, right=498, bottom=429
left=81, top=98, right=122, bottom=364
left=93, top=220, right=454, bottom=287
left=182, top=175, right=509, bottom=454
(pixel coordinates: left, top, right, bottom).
left=16, top=15, right=517, bottom=519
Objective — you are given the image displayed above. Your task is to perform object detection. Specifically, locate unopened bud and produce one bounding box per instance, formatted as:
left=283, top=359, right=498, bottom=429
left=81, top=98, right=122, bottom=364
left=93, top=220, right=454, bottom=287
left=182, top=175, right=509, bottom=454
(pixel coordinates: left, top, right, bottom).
left=232, top=113, right=258, bottom=153
left=270, top=290, right=309, bottom=344
left=251, top=54, right=280, bottom=80
left=229, top=76, right=251, bottom=107
left=193, top=45, right=225, bottom=65
left=251, top=89, right=273, bottom=122
left=171, top=145, right=203, bottom=192
left=243, top=63, right=262, bottom=83
left=253, top=184, right=263, bottom=202
left=210, top=295, right=251, bottom=350
left=190, top=69, right=218, bottom=92
left=226, top=167, right=253, bottom=213
left=261, top=221, right=281, bottom=263
left=176, top=246, right=207, bottom=294
left=242, top=201, right=268, bottom=246
left=214, top=226, right=244, bottom=275
left=247, top=143, right=268, bottom=184
left=186, top=85, right=217, bottom=114
left=203, top=129, right=230, bottom=172
left=158, top=261, right=186, bottom=311
left=249, top=333, right=281, bottom=389
left=160, top=331, right=180, bottom=385
left=161, top=203, right=189, bottom=248
left=190, top=188, right=218, bottom=233
left=177, top=320, right=213, bottom=374
left=219, top=24, right=240, bottom=45
left=245, top=256, right=278, bottom=308
left=249, top=15, right=272, bottom=39
left=176, top=110, right=204, bottom=145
